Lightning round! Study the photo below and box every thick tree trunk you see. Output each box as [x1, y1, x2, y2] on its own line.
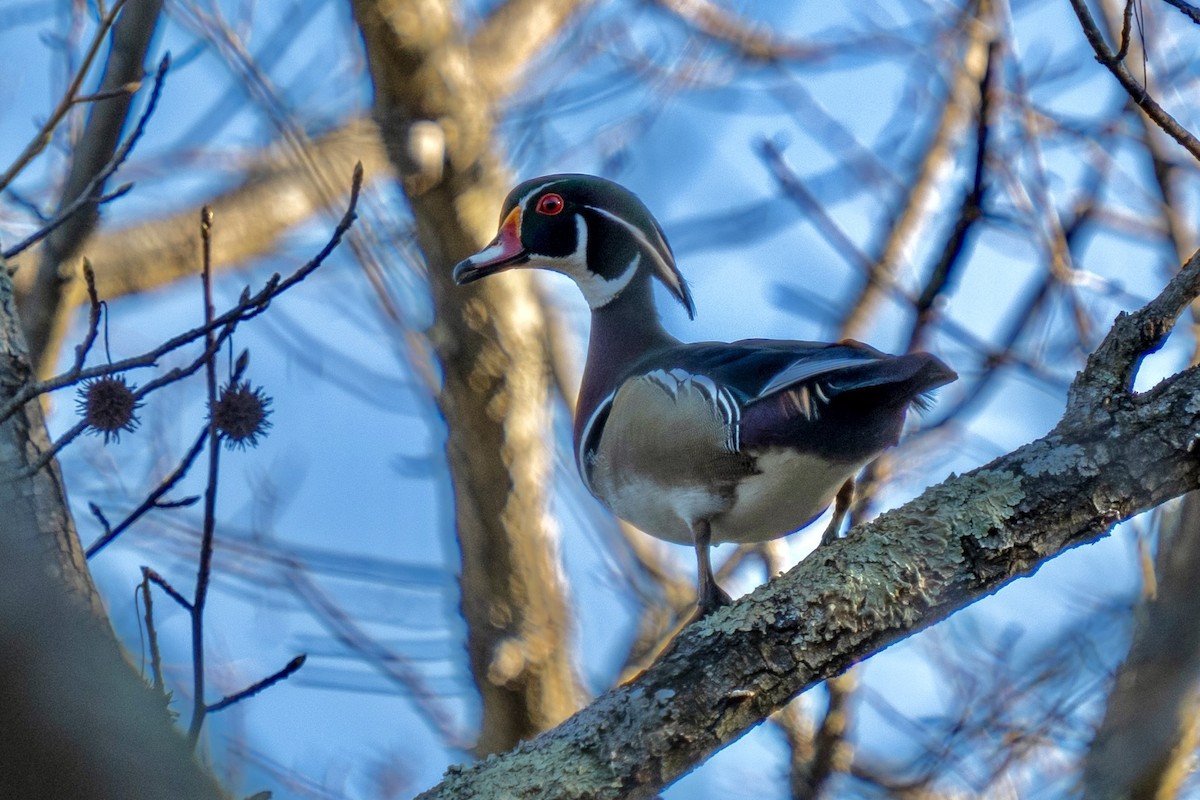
[0, 259, 222, 799]
[349, 0, 582, 754]
[1083, 493, 1200, 799]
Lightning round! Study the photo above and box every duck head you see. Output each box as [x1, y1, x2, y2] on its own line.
[453, 174, 695, 318]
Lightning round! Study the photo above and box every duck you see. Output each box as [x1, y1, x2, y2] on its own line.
[453, 174, 956, 617]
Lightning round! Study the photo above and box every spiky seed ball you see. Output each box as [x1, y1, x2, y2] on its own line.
[76, 375, 141, 442]
[211, 380, 272, 450]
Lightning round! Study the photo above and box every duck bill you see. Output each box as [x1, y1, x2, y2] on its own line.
[453, 207, 528, 284]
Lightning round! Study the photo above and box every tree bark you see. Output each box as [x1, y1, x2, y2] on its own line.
[415, 252, 1200, 799]
[0, 258, 223, 799]
[1082, 493, 1200, 800]
[349, 0, 584, 755]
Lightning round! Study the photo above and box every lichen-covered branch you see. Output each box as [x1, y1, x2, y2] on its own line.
[416, 253, 1200, 799]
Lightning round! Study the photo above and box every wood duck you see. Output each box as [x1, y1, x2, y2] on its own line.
[454, 174, 957, 617]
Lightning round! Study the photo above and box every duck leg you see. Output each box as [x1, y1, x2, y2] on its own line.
[692, 518, 732, 619]
[820, 478, 855, 547]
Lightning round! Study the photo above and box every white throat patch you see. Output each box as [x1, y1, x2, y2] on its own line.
[529, 213, 640, 310]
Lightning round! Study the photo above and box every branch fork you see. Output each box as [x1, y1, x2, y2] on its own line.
[1062, 249, 1200, 429]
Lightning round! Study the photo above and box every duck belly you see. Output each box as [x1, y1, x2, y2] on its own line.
[595, 478, 729, 545]
[712, 449, 859, 544]
[588, 447, 859, 546]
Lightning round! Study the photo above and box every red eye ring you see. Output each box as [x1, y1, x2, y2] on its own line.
[535, 193, 564, 216]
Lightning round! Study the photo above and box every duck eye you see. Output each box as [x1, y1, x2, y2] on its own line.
[535, 193, 564, 215]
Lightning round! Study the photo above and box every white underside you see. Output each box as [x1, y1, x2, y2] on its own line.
[596, 448, 860, 546]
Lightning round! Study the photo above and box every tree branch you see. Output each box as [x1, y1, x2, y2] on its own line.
[839, 0, 995, 340]
[0, 263, 221, 797]
[18, 0, 164, 374]
[1068, 0, 1200, 163]
[417, 252, 1200, 799]
[1063, 249, 1200, 427]
[469, 0, 594, 96]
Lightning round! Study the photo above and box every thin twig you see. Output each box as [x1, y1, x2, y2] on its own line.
[1117, 0, 1135, 60]
[1068, 0, 1200, 163]
[2, 51, 169, 262]
[70, 261, 102, 374]
[1161, 0, 1200, 24]
[838, 0, 994, 340]
[140, 568, 167, 696]
[73, 81, 142, 104]
[0, 0, 130, 193]
[758, 139, 1061, 390]
[144, 566, 192, 612]
[288, 564, 471, 751]
[3, 183, 133, 260]
[206, 655, 306, 714]
[907, 39, 999, 354]
[187, 206, 221, 748]
[2, 163, 363, 457]
[86, 427, 210, 557]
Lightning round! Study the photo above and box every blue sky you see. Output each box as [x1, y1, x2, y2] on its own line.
[3, 1, 1199, 797]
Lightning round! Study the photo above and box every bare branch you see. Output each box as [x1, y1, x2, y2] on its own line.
[1068, 0, 1200, 163]
[839, 0, 995, 340]
[1160, 0, 1200, 25]
[0, 163, 363, 437]
[416, 253, 1200, 800]
[469, 0, 594, 97]
[186, 205, 221, 747]
[653, 0, 821, 61]
[143, 567, 193, 612]
[86, 426, 208, 557]
[0, 0, 130, 193]
[906, 39, 1000, 354]
[1062, 248, 1200, 427]
[206, 654, 307, 714]
[20, 0, 166, 373]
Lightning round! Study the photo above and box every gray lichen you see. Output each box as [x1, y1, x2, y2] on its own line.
[1021, 440, 1086, 477]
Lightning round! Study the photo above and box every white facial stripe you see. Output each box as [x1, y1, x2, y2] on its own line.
[517, 178, 572, 215]
[527, 213, 641, 310]
[583, 204, 679, 294]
